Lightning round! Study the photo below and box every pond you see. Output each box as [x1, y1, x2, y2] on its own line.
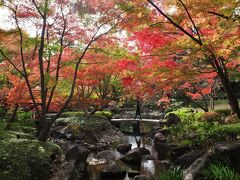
[86, 121, 162, 180]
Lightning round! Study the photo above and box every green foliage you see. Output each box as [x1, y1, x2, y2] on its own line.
[158, 166, 183, 180]
[165, 107, 195, 123]
[60, 111, 85, 118]
[0, 139, 62, 180]
[17, 111, 34, 126]
[0, 107, 7, 118]
[203, 162, 240, 180]
[55, 116, 111, 134]
[166, 107, 240, 147]
[94, 110, 113, 119]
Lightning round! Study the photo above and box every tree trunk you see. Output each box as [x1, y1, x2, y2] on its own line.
[37, 116, 50, 142]
[218, 69, 240, 118]
[9, 104, 19, 122]
[37, 124, 50, 142]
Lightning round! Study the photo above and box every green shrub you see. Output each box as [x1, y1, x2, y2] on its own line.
[194, 112, 205, 121]
[0, 107, 7, 118]
[0, 139, 62, 180]
[17, 111, 32, 121]
[177, 107, 194, 113]
[95, 110, 113, 119]
[203, 162, 240, 180]
[60, 111, 85, 118]
[55, 116, 111, 134]
[158, 166, 183, 180]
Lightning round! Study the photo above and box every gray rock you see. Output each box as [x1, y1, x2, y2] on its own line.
[142, 154, 155, 160]
[65, 145, 89, 162]
[96, 150, 116, 161]
[154, 143, 171, 160]
[52, 160, 87, 180]
[139, 147, 150, 155]
[84, 130, 99, 144]
[51, 126, 69, 139]
[133, 174, 151, 180]
[154, 132, 167, 143]
[184, 152, 212, 180]
[100, 163, 127, 179]
[120, 148, 142, 164]
[117, 143, 132, 154]
[174, 150, 206, 168]
[128, 169, 140, 178]
[170, 145, 192, 161]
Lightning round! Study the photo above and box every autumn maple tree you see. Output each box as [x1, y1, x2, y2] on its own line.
[0, 0, 125, 141]
[119, 0, 240, 117]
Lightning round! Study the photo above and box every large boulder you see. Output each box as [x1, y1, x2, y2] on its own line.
[174, 150, 206, 168]
[133, 174, 151, 180]
[154, 143, 173, 160]
[117, 144, 132, 154]
[51, 126, 71, 139]
[120, 148, 142, 164]
[96, 150, 116, 161]
[139, 147, 150, 155]
[100, 163, 126, 179]
[154, 132, 167, 144]
[212, 141, 240, 169]
[170, 145, 192, 161]
[65, 145, 89, 162]
[52, 160, 87, 180]
[84, 130, 99, 144]
[184, 152, 212, 180]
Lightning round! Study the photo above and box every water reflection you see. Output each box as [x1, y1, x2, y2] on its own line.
[87, 120, 159, 180]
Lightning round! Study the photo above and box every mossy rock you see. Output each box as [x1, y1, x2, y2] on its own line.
[60, 111, 85, 118]
[214, 109, 231, 116]
[0, 139, 62, 180]
[95, 110, 113, 119]
[55, 116, 112, 135]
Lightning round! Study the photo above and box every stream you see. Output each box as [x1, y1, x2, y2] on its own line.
[86, 121, 161, 180]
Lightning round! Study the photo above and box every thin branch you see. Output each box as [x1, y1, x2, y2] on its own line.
[208, 11, 230, 20]
[147, 0, 203, 46]
[178, 0, 202, 44]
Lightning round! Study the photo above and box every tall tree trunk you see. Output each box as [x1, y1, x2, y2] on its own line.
[37, 120, 50, 141]
[219, 73, 240, 117]
[213, 56, 240, 117]
[9, 104, 19, 122]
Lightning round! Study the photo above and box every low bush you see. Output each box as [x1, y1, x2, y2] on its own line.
[0, 139, 62, 180]
[60, 111, 85, 118]
[203, 162, 240, 180]
[94, 110, 113, 119]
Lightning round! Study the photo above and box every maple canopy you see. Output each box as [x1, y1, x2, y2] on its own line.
[0, 0, 240, 141]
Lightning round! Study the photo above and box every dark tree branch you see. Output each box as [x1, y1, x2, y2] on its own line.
[208, 11, 230, 19]
[178, 0, 202, 44]
[147, 0, 203, 46]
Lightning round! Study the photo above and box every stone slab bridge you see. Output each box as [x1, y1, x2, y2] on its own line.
[111, 118, 161, 123]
